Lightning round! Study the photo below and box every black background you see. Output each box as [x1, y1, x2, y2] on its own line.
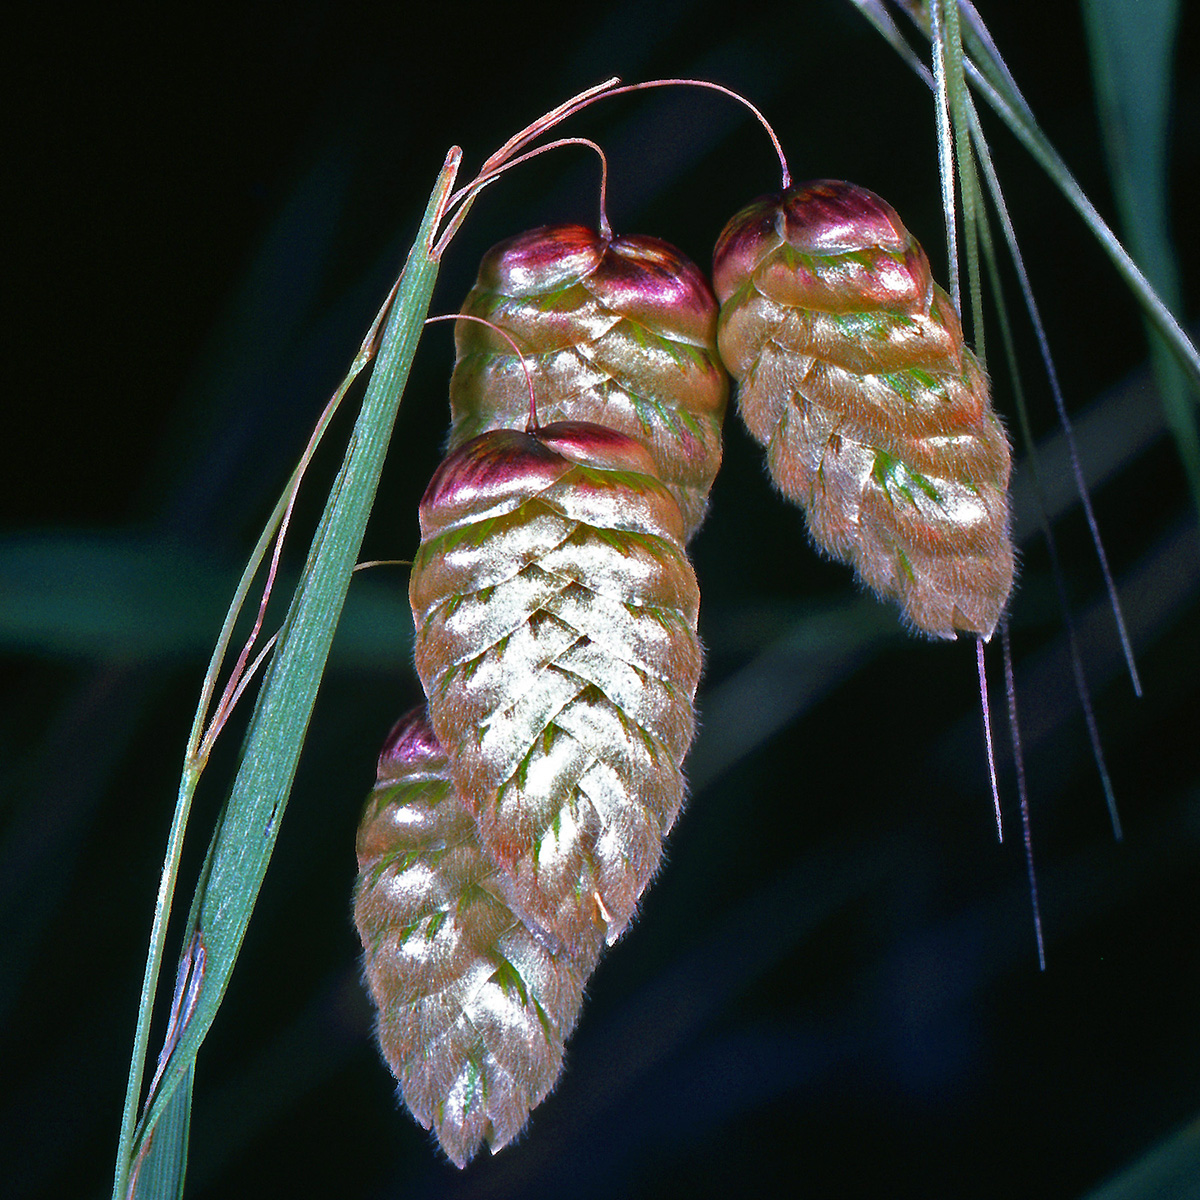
[4, 2, 1200, 1197]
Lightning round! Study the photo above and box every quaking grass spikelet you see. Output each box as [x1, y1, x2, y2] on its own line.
[409, 421, 702, 954]
[713, 180, 1013, 639]
[354, 706, 604, 1167]
[450, 225, 728, 538]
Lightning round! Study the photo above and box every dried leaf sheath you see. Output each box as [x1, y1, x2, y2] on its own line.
[450, 225, 729, 538]
[410, 422, 702, 953]
[713, 180, 1014, 639]
[354, 707, 603, 1167]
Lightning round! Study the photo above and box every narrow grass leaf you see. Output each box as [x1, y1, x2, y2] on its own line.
[953, 2, 1200, 397]
[974, 173, 1124, 837]
[853, 1, 1200, 396]
[116, 149, 460, 1190]
[111, 204, 426, 1200]
[929, 0, 961, 308]
[940, 0, 986, 361]
[966, 94, 1141, 701]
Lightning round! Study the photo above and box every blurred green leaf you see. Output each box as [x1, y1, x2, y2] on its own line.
[1083, 0, 1200, 518]
[1084, 1111, 1200, 1200]
[0, 533, 413, 670]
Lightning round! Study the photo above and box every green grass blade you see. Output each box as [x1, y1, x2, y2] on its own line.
[110, 219, 419, 1200]
[127, 1065, 193, 1200]
[1083, 0, 1200, 521]
[966, 92, 1142, 700]
[928, 0, 961, 308]
[851, 1, 1200, 397]
[112, 147, 459, 1198]
[953, 3, 1200, 396]
[940, 0, 985, 361]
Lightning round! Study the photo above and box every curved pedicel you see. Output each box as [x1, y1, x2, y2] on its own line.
[354, 706, 604, 1168]
[449, 224, 728, 538]
[713, 179, 1014, 640]
[409, 422, 702, 955]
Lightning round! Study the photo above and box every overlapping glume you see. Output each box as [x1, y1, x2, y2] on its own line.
[713, 179, 1014, 639]
[354, 706, 604, 1167]
[408, 421, 703, 957]
[449, 224, 729, 539]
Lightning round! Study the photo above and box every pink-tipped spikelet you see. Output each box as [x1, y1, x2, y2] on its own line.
[449, 224, 729, 538]
[354, 706, 604, 1167]
[409, 421, 702, 954]
[713, 180, 1014, 639]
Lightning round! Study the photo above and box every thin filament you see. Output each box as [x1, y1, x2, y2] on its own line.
[602, 78, 790, 188]
[969, 98, 1141, 701]
[976, 637, 1003, 842]
[929, 0, 962, 309]
[424, 312, 540, 429]
[442, 136, 611, 245]
[479, 77, 620, 176]
[434, 75, 788, 261]
[1001, 620, 1046, 972]
[970, 132, 1123, 843]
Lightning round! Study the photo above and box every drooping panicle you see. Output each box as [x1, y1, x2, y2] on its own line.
[450, 224, 729, 538]
[409, 422, 702, 954]
[354, 706, 604, 1168]
[713, 180, 1014, 639]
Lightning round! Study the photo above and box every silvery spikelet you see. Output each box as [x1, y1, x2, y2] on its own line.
[713, 179, 1013, 639]
[409, 421, 702, 955]
[354, 706, 604, 1167]
[449, 224, 728, 539]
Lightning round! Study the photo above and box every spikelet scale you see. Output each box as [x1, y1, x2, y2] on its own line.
[409, 422, 702, 954]
[354, 707, 604, 1167]
[713, 180, 1014, 639]
[449, 225, 728, 537]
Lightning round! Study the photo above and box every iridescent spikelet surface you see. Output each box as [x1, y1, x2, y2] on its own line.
[354, 706, 604, 1167]
[713, 180, 1013, 639]
[450, 224, 728, 538]
[409, 421, 702, 954]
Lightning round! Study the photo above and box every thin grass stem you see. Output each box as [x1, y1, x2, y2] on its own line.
[1001, 620, 1046, 971]
[929, 0, 961, 309]
[972, 152, 1124, 843]
[976, 637, 1003, 842]
[424, 312, 540, 429]
[967, 96, 1141, 703]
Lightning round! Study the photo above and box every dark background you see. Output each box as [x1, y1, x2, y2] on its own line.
[4, 2, 1199, 1197]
